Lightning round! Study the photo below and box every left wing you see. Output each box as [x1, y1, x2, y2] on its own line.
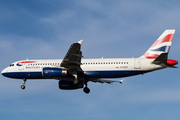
[60, 40, 83, 72]
[60, 40, 123, 85]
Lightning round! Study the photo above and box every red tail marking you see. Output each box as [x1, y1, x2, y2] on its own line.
[144, 53, 159, 59]
[152, 34, 174, 47]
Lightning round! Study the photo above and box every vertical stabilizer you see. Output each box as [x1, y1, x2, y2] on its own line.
[140, 29, 175, 59]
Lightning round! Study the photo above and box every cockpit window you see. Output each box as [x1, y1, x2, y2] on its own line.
[9, 64, 14, 67]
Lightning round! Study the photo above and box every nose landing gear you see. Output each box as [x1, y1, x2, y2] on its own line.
[21, 78, 26, 90]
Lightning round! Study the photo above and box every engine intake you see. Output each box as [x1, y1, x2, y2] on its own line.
[42, 67, 67, 77]
[59, 80, 83, 90]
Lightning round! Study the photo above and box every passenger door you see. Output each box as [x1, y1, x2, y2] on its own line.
[134, 59, 141, 69]
[18, 63, 24, 70]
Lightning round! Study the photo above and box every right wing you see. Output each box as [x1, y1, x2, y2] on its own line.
[91, 79, 124, 84]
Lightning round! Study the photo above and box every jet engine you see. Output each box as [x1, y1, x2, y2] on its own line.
[58, 80, 83, 90]
[42, 67, 68, 78]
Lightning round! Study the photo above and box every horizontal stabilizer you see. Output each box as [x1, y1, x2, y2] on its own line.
[167, 65, 178, 68]
[152, 53, 168, 64]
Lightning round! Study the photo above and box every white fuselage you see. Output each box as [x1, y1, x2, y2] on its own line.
[1, 58, 166, 79]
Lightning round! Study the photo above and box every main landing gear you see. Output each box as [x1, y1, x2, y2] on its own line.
[21, 78, 26, 90]
[83, 83, 90, 94]
[83, 87, 90, 94]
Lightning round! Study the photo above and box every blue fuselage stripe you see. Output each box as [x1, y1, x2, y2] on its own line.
[2, 72, 43, 79]
[2, 70, 149, 79]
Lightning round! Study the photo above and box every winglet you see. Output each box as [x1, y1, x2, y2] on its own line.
[119, 79, 124, 84]
[78, 39, 83, 45]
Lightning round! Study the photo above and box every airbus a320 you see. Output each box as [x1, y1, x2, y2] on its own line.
[2, 29, 178, 94]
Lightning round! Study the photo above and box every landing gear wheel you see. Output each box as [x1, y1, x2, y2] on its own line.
[21, 78, 26, 90]
[83, 87, 90, 94]
[21, 85, 25, 89]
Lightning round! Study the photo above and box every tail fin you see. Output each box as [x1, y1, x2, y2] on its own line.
[140, 29, 175, 59]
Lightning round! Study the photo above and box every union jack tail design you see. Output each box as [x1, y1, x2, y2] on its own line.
[140, 29, 175, 59]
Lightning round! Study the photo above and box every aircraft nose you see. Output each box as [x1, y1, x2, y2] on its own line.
[1, 68, 9, 77]
[1, 69, 6, 76]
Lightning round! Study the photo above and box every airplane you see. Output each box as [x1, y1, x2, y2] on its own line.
[1, 29, 178, 94]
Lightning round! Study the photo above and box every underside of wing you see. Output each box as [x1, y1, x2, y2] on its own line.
[91, 79, 124, 84]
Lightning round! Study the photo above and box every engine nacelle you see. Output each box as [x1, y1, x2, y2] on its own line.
[59, 80, 83, 90]
[42, 67, 67, 78]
